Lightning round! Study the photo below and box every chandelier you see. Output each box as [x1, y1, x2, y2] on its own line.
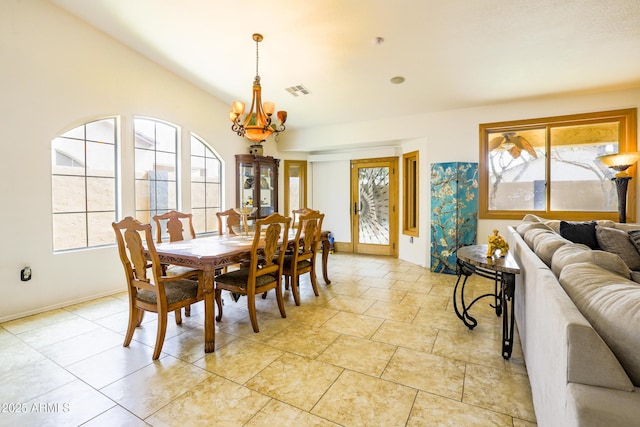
[229, 33, 287, 145]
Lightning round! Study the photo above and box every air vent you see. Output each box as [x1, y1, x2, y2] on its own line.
[285, 85, 311, 97]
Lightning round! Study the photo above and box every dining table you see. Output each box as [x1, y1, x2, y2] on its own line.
[152, 230, 332, 353]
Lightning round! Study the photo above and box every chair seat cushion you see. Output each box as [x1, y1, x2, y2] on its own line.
[216, 268, 278, 289]
[282, 254, 312, 270]
[137, 279, 199, 305]
[165, 265, 198, 277]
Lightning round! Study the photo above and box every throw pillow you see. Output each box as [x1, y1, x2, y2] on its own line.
[559, 221, 599, 249]
[627, 229, 640, 255]
[595, 225, 640, 270]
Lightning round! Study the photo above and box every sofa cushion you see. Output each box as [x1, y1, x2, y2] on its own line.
[559, 221, 599, 249]
[559, 262, 640, 386]
[516, 221, 554, 238]
[551, 243, 631, 279]
[522, 214, 616, 234]
[595, 225, 640, 270]
[532, 231, 570, 267]
[523, 227, 556, 250]
[627, 229, 640, 253]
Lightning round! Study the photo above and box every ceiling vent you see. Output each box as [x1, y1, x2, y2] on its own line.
[286, 85, 311, 97]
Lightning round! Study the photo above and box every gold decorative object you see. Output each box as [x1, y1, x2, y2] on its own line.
[487, 229, 509, 258]
[233, 207, 257, 237]
[229, 33, 287, 146]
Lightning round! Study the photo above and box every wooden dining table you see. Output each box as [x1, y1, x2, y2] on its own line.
[152, 230, 332, 353]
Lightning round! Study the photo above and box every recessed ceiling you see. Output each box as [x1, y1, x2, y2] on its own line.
[50, 0, 640, 131]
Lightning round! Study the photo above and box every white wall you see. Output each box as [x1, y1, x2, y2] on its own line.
[305, 88, 640, 267]
[2, 0, 639, 320]
[0, 0, 279, 321]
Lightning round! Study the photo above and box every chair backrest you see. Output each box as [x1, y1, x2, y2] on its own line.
[249, 213, 291, 279]
[216, 208, 241, 236]
[292, 207, 320, 229]
[113, 217, 164, 296]
[152, 210, 196, 243]
[294, 211, 325, 262]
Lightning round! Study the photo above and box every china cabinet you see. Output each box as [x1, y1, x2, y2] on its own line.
[235, 154, 279, 219]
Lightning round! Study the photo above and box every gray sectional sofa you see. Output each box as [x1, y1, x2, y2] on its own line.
[506, 215, 640, 426]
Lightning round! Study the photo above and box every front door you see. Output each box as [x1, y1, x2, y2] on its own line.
[350, 158, 398, 256]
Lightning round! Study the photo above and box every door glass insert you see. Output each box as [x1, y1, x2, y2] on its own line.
[358, 166, 390, 244]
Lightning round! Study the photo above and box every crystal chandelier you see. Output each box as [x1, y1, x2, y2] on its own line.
[229, 33, 287, 145]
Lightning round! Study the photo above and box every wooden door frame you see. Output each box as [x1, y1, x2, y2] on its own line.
[283, 160, 307, 217]
[350, 157, 399, 257]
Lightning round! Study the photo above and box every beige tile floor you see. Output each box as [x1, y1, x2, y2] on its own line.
[0, 252, 537, 426]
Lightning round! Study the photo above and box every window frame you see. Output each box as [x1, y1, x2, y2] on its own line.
[133, 117, 180, 224]
[190, 133, 222, 235]
[51, 117, 118, 252]
[402, 150, 419, 237]
[479, 108, 637, 222]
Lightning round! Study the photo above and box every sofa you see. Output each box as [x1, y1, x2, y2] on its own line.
[506, 215, 640, 427]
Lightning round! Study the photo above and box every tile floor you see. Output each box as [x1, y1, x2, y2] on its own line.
[0, 252, 536, 426]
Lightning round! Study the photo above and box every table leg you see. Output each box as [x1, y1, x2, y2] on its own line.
[202, 268, 216, 353]
[321, 238, 331, 284]
[453, 261, 478, 329]
[492, 275, 503, 317]
[501, 272, 516, 359]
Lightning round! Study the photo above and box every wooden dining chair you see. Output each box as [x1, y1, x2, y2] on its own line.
[292, 207, 320, 229]
[282, 211, 325, 306]
[153, 210, 199, 316]
[112, 217, 203, 360]
[153, 210, 196, 243]
[214, 213, 291, 332]
[216, 208, 241, 236]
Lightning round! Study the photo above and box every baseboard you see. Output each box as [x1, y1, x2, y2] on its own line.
[333, 242, 352, 253]
[0, 288, 124, 324]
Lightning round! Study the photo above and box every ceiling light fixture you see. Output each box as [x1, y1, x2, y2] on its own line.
[229, 33, 287, 150]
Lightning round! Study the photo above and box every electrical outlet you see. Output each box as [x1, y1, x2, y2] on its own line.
[21, 266, 31, 282]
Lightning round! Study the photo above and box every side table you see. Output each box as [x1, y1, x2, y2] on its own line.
[453, 244, 520, 359]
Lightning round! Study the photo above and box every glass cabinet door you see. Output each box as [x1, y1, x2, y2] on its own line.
[238, 160, 254, 207]
[259, 163, 275, 217]
[236, 154, 279, 219]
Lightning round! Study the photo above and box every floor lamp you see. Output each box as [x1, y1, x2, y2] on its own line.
[599, 152, 640, 223]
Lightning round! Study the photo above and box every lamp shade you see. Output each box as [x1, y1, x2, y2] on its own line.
[599, 151, 640, 179]
[599, 151, 640, 168]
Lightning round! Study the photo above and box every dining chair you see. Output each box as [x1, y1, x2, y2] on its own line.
[112, 217, 203, 360]
[153, 210, 196, 243]
[214, 212, 291, 332]
[153, 210, 199, 316]
[216, 208, 241, 236]
[292, 207, 320, 229]
[282, 210, 325, 306]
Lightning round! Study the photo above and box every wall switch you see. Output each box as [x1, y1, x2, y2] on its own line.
[409, 237, 414, 243]
[20, 266, 31, 281]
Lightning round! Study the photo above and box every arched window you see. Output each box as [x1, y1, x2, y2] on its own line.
[134, 117, 179, 223]
[51, 117, 117, 251]
[190, 134, 222, 234]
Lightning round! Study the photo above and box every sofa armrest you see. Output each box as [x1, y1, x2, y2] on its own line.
[566, 383, 640, 427]
[567, 322, 634, 391]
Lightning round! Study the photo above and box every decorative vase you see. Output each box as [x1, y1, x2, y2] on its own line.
[249, 144, 263, 155]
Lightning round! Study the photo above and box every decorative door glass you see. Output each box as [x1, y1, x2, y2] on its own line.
[357, 166, 390, 245]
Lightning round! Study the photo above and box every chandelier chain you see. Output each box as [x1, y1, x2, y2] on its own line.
[255, 38, 259, 78]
